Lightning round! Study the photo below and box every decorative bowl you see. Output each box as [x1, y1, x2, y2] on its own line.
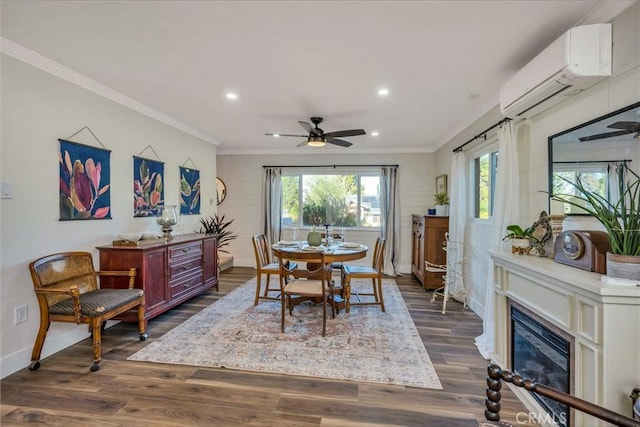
[119, 232, 143, 242]
[142, 232, 161, 240]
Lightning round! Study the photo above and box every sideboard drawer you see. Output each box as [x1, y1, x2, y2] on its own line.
[168, 241, 202, 261]
[170, 271, 204, 299]
[168, 256, 202, 280]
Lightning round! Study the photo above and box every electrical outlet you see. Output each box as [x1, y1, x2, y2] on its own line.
[15, 305, 28, 324]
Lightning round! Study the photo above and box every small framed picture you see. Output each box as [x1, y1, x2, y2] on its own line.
[436, 174, 448, 195]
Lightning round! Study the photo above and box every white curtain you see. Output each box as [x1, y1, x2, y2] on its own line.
[608, 161, 627, 204]
[447, 151, 468, 303]
[380, 166, 399, 275]
[475, 121, 521, 359]
[261, 167, 282, 246]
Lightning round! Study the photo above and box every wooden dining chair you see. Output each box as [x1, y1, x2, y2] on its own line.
[28, 251, 148, 372]
[341, 237, 386, 313]
[278, 250, 336, 337]
[251, 234, 296, 305]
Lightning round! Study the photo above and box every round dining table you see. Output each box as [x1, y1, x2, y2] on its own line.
[271, 242, 368, 264]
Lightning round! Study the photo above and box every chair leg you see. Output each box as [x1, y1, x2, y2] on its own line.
[29, 315, 50, 371]
[254, 274, 262, 305]
[281, 293, 286, 333]
[322, 295, 327, 337]
[372, 278, 379, 302]
[377, 276, 385, 312]
[344, 277, 352, 313]
[263, 274, 271, 297]
[137, 301, 148, 341]
[90, 319, 103, 372]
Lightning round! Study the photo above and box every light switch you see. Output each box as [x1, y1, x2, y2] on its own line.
[1, 182, 13, 199]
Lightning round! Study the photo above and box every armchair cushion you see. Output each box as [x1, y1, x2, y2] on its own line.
[49, 288, 144, 317]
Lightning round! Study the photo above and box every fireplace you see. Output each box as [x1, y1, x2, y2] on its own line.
[510, 303, 573, 427]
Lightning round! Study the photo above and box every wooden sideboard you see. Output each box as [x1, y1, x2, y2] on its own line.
[411, 215, 449, 290]
[97, 233, 218, 324]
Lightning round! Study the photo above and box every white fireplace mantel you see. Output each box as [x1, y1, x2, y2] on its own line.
[490, 251, 640, 427]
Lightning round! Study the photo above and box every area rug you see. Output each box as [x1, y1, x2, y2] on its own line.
[128, 277, 442, 389]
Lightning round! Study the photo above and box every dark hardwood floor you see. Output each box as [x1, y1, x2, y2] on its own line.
[1, 268, 534, 426]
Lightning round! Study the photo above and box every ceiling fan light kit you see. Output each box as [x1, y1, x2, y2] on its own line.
[267, 116, 366, 148]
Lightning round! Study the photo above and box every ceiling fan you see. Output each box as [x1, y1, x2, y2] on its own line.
[265, 117, 366, 147]
[578, 121, 640, 142]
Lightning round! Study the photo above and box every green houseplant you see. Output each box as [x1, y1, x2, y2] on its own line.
[199, 214, 238, 254]
[503, 224, 540, 254]
[434, 192, 449, 216]
[552, 164, 640, 279]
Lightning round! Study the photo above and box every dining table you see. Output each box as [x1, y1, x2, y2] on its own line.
[271, 241, 368, 310]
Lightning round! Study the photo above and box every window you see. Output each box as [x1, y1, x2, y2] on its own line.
[281, 172, 380, 228]
[475, 151, 498, 219]
[551, 163, 607, 214]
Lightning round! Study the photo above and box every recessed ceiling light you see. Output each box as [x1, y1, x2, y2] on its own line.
[371, 131, 379, 137]
[377, 88, 389, 96]
[273, 134, 280, 137]
[226, 92, 238, 100]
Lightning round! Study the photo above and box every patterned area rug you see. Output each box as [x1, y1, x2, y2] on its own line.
[128, 277, 442, 389]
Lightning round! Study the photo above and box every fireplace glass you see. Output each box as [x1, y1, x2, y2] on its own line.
[511, 306, 571, 427]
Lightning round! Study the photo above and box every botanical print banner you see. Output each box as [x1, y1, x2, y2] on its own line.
[133, 156, 164, 217]
[59, 139, 111, 220]
[179, 166, 200, 215]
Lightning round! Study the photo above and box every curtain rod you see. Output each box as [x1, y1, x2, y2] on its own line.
[453, 117, 511, 153]
[553, 159, 632, 164]
[263, 164, 398, 168]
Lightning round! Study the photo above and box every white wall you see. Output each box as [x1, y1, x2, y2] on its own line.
[433, 1, 640, 320]
[216, 152, 435, 272]
[0, 54, 218, 377]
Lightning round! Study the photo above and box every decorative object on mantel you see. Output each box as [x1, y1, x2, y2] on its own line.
[502, 224, 537, 255]
[59, 126, 111, 221]
[552, 162, 639, 280]
[179, 157, 200, 215]
[133, 145, 164, 217]
[156, 205, 178, 240]
[528, 211, 553, 256]
[434, 191, 449, 216]
[553, 230, 610, 274]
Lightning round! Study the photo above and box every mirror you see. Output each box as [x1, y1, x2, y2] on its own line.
[216, 177, 226, 205]
[548, 102, 640, 215]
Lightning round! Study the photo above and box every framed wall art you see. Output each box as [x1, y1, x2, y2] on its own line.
[436, 174, 448, 195]
[59, 139, 112, 220]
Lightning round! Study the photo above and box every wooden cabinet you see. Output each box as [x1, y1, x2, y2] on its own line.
[97, 233, 218, 323]
[411, 215, 449, 290]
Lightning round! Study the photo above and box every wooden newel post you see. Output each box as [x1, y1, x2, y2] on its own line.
[485, 363, 503, 421]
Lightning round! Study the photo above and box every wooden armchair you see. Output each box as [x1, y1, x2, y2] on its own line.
[29, 251, 148, 372]
[484, 363, 640, 427]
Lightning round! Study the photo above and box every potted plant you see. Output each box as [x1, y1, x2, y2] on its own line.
[199, 214, 238, 254]
[434, 192, 450, 216]
[503, 224, 540, 255]
[552, 164, 640, 280]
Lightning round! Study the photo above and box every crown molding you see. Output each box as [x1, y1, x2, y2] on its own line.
[1, 37, 219, 146]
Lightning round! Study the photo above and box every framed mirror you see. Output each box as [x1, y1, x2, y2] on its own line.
[548, 102, 640, 215]
[216, 177, 227, 205]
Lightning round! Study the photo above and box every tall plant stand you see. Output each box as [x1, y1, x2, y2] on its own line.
[426, 233, 467, 314]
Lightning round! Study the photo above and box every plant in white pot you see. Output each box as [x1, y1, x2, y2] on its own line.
[552, 164, 640, 280]
[434, 192, 450, 216]
[503, 224, 540, 255]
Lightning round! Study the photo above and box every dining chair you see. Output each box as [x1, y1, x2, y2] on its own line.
[278, 250, 336, 337]
[28, 251, 147, 372]
[251, 234, 296, 305]
[341, 237, 386, 313]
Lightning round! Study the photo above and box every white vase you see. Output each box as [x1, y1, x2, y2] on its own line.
[435, 205, 448, 216]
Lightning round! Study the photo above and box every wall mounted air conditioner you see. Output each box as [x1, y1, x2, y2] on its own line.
[500, 23, 612, 119]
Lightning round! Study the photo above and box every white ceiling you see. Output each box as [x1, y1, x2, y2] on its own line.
[0, 1, 628, 154]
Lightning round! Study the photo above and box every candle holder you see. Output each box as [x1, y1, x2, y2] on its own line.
[156, 205, 178, 240]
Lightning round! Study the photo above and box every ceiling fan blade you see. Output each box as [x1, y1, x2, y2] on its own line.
[607, 121, 640, 131]
[265, 133, 307, 137]
[578, 129, 632, 142]
[297, 140, 310, 147]
[299, 121, 320, 136]
[324, 129, 366, 138]
[326, 137, 352, 147]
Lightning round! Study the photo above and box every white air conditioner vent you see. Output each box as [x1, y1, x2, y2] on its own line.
[500, 23, 612, 119]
